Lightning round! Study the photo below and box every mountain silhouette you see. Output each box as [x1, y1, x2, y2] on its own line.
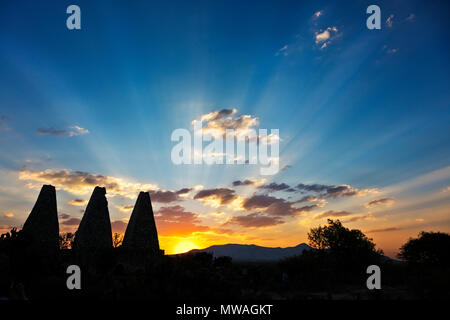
[187, 243, 312, 262]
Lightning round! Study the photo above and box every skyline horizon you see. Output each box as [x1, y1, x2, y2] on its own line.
[3, 180, 448, 259]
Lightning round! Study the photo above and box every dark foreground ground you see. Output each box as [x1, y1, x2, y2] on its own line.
[1, 247, 449, 301]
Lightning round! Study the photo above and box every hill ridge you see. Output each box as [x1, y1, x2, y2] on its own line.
[185, 242, 312, 261]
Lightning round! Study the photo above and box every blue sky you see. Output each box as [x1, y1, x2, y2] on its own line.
[0, 0, 449, 255]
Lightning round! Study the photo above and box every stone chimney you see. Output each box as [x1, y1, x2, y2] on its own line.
[73, 186, 112, 250]
[122, 192, 160, 254]
[21, 184, 59, 254]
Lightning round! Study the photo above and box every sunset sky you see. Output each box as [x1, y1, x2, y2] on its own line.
[0, 0, 449, 257]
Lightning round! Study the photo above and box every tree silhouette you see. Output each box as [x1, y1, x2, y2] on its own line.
[398, 231, 450, 267]
[307, 219, 383, 277]
[0, 228, 26, 253]
[308, 219, 382, 255]
[0, 228, 19, 243]
[113, 233, 124, 248]
[59, 232, 75, 250]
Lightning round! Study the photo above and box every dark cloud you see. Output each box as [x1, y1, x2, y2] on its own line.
[70, 199, 85, 204]
[258, 182, 291, 192]
[149, 190, 179, 203]
[297, 204, 322, 213]
[198, 108, 259, 134]
[176, 188, 192, 195]
[296, 183, 330, 193]
[59, 213, 71, 220]
[294, 195, 320, 203]
[194, 188, 237, 205]
[297, 184, 356, 198]
[36, 126, 89, 137]
[314, 210, 353, 220]
[367, 227, 400, 233]
[325, 185, 359, 198]
[209, 109, 235, 121]
[243, 195, 319, 216]
[155, 205, 209, 236]
[265, 201, 317, 216]
[263, 201, 289, 216]
[296, 183, 372, 199]
[59, 213, 82, 227]
[61, 217, 81, 226]
[343, 215, 372, 223]
[157, 205, 198, 221]
[366, 198, 394, 208]
[37, 128, 69, 136]
[242, 195, 279, 210]
[226, 213, 284, 228]
[232, 179, 259, 187]
[149, 187, 194, 203]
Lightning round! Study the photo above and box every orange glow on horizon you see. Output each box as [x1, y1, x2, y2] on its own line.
[173, 239, 199, 254]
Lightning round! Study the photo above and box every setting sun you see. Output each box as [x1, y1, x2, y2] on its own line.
[174, 240, 199, 254]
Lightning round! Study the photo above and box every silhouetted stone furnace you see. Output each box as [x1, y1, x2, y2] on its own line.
[73, 186, 113, 250]
[122, 192, 160, 254]
[21, 185, 59, 255]
[20, 184, 163, 261]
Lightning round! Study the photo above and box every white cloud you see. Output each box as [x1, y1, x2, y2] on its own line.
[275, 45, 289, 56]
[18, 169, 158, 199]
[192, 109, 280, 145]
[315, 27, 339, 49]
[69, 125, 89, 136]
